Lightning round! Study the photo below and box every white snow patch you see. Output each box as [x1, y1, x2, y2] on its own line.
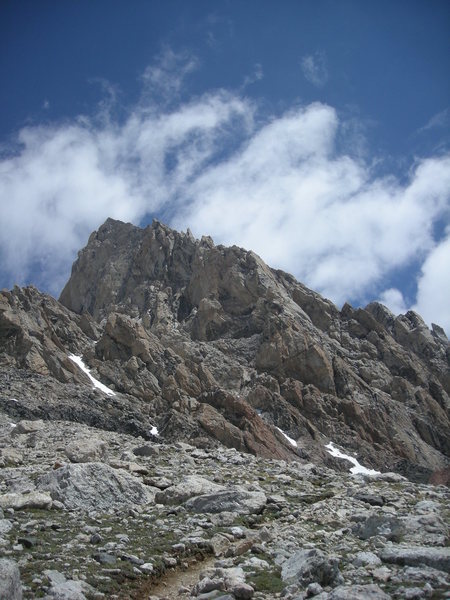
[325, 442, 380, 476]
[9, 423, 17, 428]
[150, 426, 159, 436]
[68, 354, 116, 397]
[276, 427, 298, 448]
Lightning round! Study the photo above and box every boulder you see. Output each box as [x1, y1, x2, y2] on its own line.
[380, 546, 450, 572]
[38, 462, 154, 511]
[0, 559, 22, 600]
[65, 438, 106, 463]
[155, 475, 225, 505]
[281, 548, 343, 587]
[0, 492, 52, 510]
[328, 584, 391, 599]
[14, 419, 45, 434]
[352, 514, 404, 541]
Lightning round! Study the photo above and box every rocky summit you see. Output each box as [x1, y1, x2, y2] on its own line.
[0, 218, 448, 599]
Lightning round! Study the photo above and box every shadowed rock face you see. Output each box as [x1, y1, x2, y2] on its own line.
[1, 218, 449, 480]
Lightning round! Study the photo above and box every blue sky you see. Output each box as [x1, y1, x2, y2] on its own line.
[1, 0, 449, 333]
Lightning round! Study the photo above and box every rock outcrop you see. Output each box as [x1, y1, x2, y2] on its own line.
[1, 217, 449, 482]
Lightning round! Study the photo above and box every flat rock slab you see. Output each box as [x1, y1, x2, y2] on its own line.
[45, 579, 94, 599]
[38, 462, 154, 511]
[185, 490, 267, 515]
[328, 584, 392, 599]
[0, 492, 52, 510]
[155, 475, 225, 505]
[380, 546, 450, 573]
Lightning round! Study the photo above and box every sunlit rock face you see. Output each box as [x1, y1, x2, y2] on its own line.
[1, 218, 449, 481]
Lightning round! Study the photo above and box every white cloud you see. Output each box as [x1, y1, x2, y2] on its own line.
[377, 235, 450, 335]
[413, 232, 450, 334]
[241, 63, 264, 89]
[301, 52, 328, 87]
[377, 288, 408, 316]
[419, 107, 450, 132]
[0, 56, 449, 335]
[173, 106, 450, 311]
[141, 47, 199, 103]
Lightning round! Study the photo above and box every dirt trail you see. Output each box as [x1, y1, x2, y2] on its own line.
[134, 555, 217, 599]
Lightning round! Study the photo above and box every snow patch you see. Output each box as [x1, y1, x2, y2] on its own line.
[276, 427, 298, 448]
[325, 442, 380, 476]
[150, 426, 159, 436]
[68, 354, 116, 397]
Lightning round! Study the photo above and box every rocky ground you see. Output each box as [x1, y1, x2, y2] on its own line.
[0, 411, 449, 599]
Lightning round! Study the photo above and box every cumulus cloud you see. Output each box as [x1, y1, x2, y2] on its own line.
[173, 106, 450, 309]
[301, 52, 328, 87]
[413, 232, 450, 333]
[0, 55, 449, 334]
[377, 288, 408, 316]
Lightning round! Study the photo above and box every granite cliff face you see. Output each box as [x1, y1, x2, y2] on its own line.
[1, 218, 448, 480]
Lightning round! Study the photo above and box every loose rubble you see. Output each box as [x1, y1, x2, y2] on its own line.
[0, 413, 448, 599]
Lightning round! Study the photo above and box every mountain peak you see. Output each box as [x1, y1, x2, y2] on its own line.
[3, 217, 434, 481]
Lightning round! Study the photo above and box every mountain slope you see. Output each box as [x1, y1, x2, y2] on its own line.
[1, 218, 449, 481]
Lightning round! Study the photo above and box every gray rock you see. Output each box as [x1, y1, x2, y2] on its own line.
[133, 443, 160, 457]
[0, 448, 23, 466]
[0, 558, 22, 600]
[380, 546, 450, 572]
[155, 475, 225, 505]
[93, 552, 116, 565]
[353, 552, 382, 567]
[353, 493, 384, 506]
[13, 419, 45, 434]
[38, 462, 154, 511]
[400, 565, 449, 587]
[352, 515, 404, 541]
[209, 533, 232, 557]
[65, 438, 106, 462]
[44, 570, 67, 585]
[306, 582, 324, 596]
[193, 577, 225, 595]
[17, 536, 37, 548]
[281, 548, 343, 587]
[46, 579, 95, 599]
[328, 584, 391, 599]
[0, 519, 13, 535]
[140, 563, 154, 574]
[185, 490, 267, 515]
[230, 582, 254, 598]
[0, 491, 52, 510]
